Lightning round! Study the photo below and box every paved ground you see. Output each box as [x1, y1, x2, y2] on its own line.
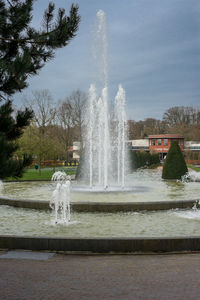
[0, 251, 200, 300]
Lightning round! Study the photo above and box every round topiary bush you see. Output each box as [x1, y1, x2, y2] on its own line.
[162, 141, 188, 179]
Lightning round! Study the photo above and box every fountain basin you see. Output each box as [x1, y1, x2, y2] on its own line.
[1, 235, 200, 253]
[0, 196, 200, 212]
[1, 205, 200, 238]
[1, 205, 200, 252]
[1, 169, 200, 252]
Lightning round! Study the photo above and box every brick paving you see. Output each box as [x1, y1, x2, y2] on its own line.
[0, 251, 200, 300]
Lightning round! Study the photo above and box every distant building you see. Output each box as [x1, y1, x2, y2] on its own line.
[148, 134, 184, 159]
[72, 141, 80, 161]
[72, 136, 200, 163]
[130, 139, 149, 151]
[129, 134, 186, 160]
[184, 141, 200, 152]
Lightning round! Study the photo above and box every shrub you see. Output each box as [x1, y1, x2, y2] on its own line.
[130, 150, 160, 170]
[162, 141, 188, 179]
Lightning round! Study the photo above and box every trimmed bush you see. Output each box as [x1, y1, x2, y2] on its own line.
[162, 141, 188, 179]
[130, 150, 160, 170]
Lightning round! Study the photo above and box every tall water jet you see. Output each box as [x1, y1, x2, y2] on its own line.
[115, 84, 127, 188]
[88, 84, 96, 188]
[95, 9, 108, 87]
[82, 10, 128, 190]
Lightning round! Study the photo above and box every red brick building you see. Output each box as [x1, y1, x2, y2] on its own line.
[148, 134, 184, 159]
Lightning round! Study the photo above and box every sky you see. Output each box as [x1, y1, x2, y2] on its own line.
[14, 0, 200, 121]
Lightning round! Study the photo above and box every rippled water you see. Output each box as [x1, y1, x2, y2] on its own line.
[1, 169, 200, 202]
[0, 205, 200, 237]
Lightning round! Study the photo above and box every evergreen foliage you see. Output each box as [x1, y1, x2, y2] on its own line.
[162, 141, 188, 179]
[0, 0, 80, 179]
[130, 151, 160, 170]
[0, 100, 33, 179]
[0, 0, 80, 98]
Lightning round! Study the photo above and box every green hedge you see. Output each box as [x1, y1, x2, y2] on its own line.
[162, 141, 188, 179]
[130, 151, 160, 170]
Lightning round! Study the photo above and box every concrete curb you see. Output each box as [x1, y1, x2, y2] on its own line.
[0, 235, 200, 253]
[0, 196, 199, 212]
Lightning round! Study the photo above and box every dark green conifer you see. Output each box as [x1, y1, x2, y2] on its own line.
[0, 0, 80, 179]
[162, 141, 188, 179]
[0, 0, 80, 98]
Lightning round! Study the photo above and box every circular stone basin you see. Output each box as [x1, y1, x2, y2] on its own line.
[1, 169, 200, 203]
[1, 205, 200, 238]
[71, 185, 149, 193]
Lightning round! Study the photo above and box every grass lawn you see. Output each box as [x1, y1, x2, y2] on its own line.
[5, 167, 77, 181]
[187, 164, 200, 172]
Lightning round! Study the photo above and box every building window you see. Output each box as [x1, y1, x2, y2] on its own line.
[163, 139, 168, 146]
[152, 139, 155, 146]
[157, 139, 161, 146]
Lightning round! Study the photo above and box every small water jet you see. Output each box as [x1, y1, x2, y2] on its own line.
[50, 172, 71, 224]
[180, 170, 200, 183]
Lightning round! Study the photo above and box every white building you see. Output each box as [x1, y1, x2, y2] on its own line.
[129, 139, 149, 151]
[184, 141, 200, 151]
[72, 141, 80, 160]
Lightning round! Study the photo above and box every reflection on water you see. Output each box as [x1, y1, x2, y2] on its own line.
[1, 169, 200, 203]
[164, 180, 185, 200]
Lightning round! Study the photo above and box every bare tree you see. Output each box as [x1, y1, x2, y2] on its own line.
[68, 90, 87, 142]
[22, 90, 57, 173]
[128, 118, 166, 139]
[162, 106, 200, 140]
[24, 90, 56, 130]
[163, 106, 197, 127]
[57, 90, 87, 160]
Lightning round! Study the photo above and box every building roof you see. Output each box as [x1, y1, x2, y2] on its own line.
[148, 134, 184, 139]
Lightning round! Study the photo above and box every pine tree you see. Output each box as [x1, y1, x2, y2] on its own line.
[0, 0, 80, 179]
[162, 141, 188, 180]
[0, 0, 80, 98]
[0, 100, 33, 179]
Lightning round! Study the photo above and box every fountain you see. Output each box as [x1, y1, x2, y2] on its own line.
[0, 10, 200, 253]
[81, 10, 128, 191]
[50, 172, 71, 224]
[181, 170, 200, 182]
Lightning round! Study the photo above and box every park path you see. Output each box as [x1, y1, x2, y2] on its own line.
[0, 251, 200, 300]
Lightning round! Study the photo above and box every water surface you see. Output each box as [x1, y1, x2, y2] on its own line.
[1, 169, 200, 202]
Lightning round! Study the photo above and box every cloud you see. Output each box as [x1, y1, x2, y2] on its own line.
[13, 0, 200, 122]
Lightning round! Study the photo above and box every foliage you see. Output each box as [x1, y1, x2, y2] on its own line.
[57, 89, 87, 161]
[0, 1, 80, 179]
[0, 100, 33, 179]
[18, 89, 87, 170]
[5, 167, 76, 181]
[0, 0, 80, 99]
[128, 106, 200, 141]
[184, 150, 200, 161]
[187, 164, 200, 172]
[128, 119, 166, 140]
[130, 150, 160, 170]
[17, 122, 66, 173]
[162, 141, 188, 179]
